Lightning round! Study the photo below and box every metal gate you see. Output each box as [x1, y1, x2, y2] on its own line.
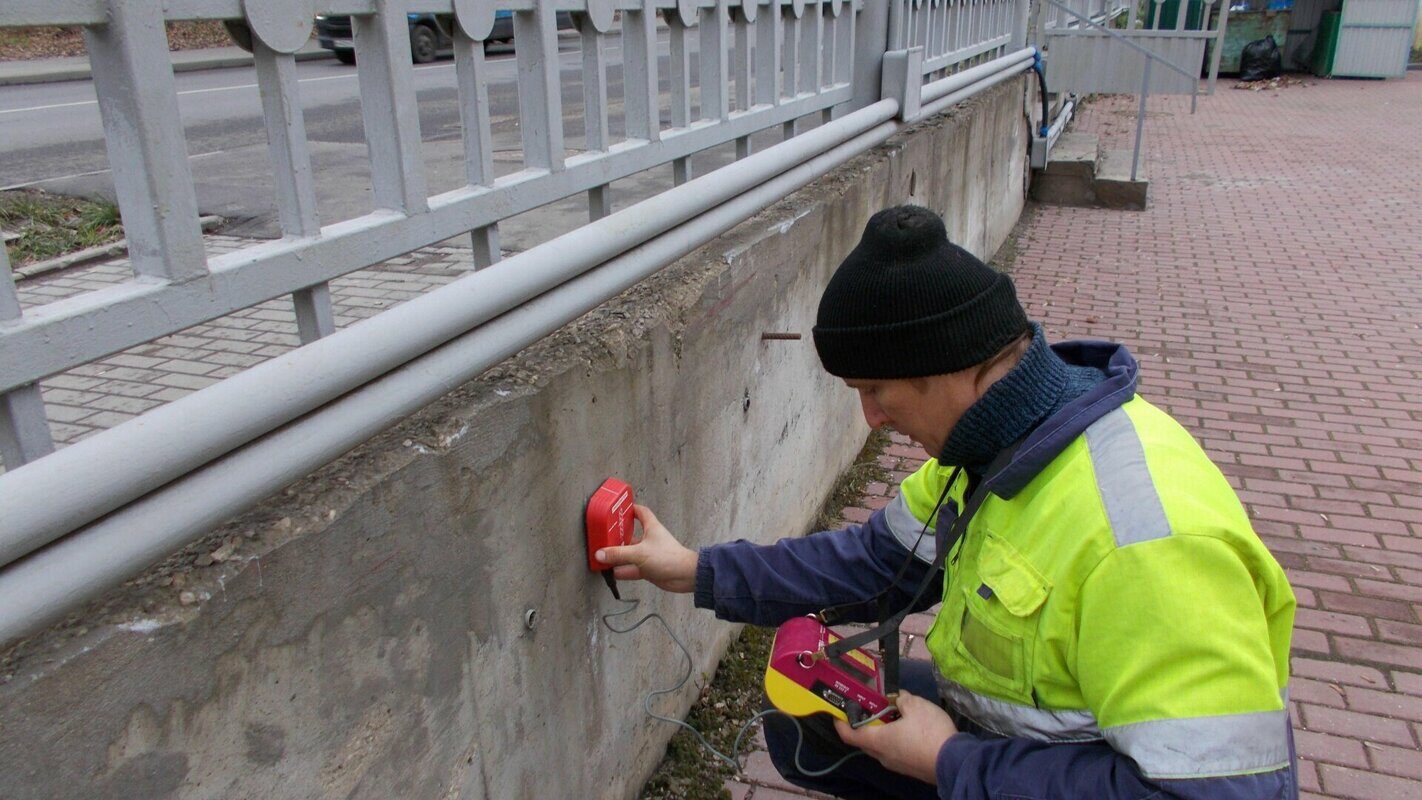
[1041, 0, 1232, 95]
[1333, 0, 1419, 77]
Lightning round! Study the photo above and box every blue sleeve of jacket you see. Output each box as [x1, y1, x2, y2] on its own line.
[935, 734, 1297, 800]
[692, 506, 942, 627]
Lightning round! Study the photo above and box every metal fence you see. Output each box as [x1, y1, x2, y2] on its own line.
[889, 0, 1029, 74]
[1042, 0, 1229, 96]
[1039, 0, 1128, 29]
[0, 0, 1037, 642]
[1, 0, 869, 462]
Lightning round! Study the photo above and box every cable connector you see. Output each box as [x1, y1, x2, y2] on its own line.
[601, 570, 621, 600]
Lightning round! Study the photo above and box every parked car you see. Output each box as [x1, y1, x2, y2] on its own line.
[315, 11, 576, 65]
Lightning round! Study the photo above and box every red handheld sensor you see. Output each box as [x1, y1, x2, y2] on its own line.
[586, 477, 636, 599]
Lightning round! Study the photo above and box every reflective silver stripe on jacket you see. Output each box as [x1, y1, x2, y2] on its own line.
[936, 677, 1104, 743]
[1104, 709, 1292, 779]
[1083, 407, 1172, 547]
[885, 492, 937, 563]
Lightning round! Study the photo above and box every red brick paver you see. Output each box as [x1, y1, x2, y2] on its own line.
[1016, 75, 1422, 798]
[723, 73, 1422, 798]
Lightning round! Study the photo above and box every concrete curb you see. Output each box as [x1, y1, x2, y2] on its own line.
[0, 47, 333, 87]
[11, 215, 224, 281]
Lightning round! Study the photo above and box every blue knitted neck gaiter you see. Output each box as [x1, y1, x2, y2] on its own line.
[938, 325, 1106, 476]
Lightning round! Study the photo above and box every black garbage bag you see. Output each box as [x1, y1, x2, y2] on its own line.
[1239, 35, 1283, 82]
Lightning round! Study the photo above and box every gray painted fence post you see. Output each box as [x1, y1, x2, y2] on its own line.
[881, 47, 924, 120]
[622, 0, 661, 144]
[849, 0, 893, 113]
[514, 0, 566, 173]
[581, 10, 613, 219]
[0, 249, 53, 469]
[734, 5, 754, 159]
[353, 0, 430, 214]
[700, 1, 730, 122]
[81, 0, 208, 284]
[669, 11, 694, 183]
[452, 19, 502, 268]
[251, 39, 336, 343]
[1014, 0, 1032, 47]
[0, 385, 52, 470]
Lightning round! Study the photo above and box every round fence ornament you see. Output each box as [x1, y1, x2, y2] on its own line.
[738, 0, 759, 23]
[677, 0, 701, 26]
[242, 0, 315, 54]
[222, 20, 254, 53]
[829, 0, 845, 17]
[789, 0, 807, 19]
[453, 0, 499, 41]
[584, 0, 616, 32]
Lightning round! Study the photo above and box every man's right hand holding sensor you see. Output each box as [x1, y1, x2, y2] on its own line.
[594, 505, 698, 594]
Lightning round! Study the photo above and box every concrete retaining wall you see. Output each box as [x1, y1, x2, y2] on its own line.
[0, 79, 1029, 800]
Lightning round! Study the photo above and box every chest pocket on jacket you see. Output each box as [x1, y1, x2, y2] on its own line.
[955, 532, 1051, 702]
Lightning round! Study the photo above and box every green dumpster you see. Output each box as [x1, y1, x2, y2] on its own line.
[1212, 10, 1292, 73]
[1149, 0, 1207, 30]
[1309, 10, 1340, 76]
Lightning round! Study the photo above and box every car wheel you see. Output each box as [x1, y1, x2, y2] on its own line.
[410, 25, 438, 63]
[336, 49, 356, 65]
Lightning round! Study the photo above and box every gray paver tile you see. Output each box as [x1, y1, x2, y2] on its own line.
[149, 388, 194, 403]
[154, 373, 219, 391]
[86, 395, 161, 415]
[103, 354, 166, 370]
[45, 404, 95, 423]
[157, 359, 219, 376]
[43, 375, 106, 391]
[82, 411, 136, 429]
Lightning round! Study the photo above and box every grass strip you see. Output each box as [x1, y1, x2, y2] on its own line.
[0, 190, 122, 267]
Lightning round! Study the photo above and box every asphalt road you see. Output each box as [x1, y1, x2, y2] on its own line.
[0, 31, 768, 241]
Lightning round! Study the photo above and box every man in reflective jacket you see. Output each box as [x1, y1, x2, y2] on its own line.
[596, 205, 1298, 800]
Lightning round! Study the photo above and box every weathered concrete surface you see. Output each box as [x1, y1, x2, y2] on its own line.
[1093, 149, 1150, 211]
[0, 78, 1029, 800]
[1029, 131, 1099, 207]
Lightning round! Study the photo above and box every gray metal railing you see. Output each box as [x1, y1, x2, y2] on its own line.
[888, 0, 1028, 77]
[1041, 0, 1210, 181]
[0, 0, 1038, 642]
[1041, 0, 1128, 29]
[1, 1, 863, 420]
[1044, 0, 1229, 94]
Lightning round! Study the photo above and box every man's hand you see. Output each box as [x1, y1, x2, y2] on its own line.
[833, 691, 958, 785]
[594, 505, 699, 594]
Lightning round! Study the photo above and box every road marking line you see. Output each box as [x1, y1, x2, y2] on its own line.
[0, 149, 228, 191]
[0, 98, 96, 116]
[0, 63, 456, 117]
[0, 44, 596, 117]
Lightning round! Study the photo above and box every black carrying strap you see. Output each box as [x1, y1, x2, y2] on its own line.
[822, 443, 1022, 672]
[817, 467, 961, 630]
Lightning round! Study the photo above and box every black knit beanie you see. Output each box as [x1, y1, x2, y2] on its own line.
[813, 205, 1030, 379]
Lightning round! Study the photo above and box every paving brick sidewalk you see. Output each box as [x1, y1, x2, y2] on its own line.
[723, 73, 1422, 799]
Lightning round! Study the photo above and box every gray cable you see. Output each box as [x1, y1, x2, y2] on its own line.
[601, 598, 867, 779]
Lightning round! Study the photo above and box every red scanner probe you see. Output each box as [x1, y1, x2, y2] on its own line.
[586, 478, 636, 599]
